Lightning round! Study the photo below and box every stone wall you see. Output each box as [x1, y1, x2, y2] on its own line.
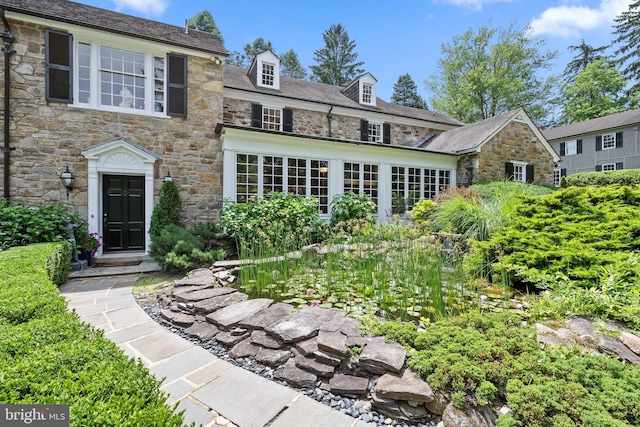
[223, 98, 445, 147]
[0, 19, 224, 223]
[470, 121, 555, 185]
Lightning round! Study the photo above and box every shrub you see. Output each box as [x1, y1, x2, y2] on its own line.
[407, 199, 438, 223]
[150, 222, 227, 271]
[0, 199, 76, 249]
[222, 192, 322, 257]
[149, 180, 182, 241]
[371, 313, 640, 426]
[329, 192, 377, 230]
[0, 244, 184, 426]
[562, 168, 640, 187]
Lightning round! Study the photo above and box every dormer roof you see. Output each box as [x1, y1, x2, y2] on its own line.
[341, 73, 378, 107]
[248, 50, 281, 90]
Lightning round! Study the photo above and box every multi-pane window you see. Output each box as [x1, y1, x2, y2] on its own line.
[99, 46, 146, 109]
[554, 169, 561, 187]
[513, 164, 524, 182]
[362, 83, 372, 104]
[565, 140, 577, 155]
[602, 133, 616, 149]
[262, 62, 275, 86]
[74, 40, 169, 114]
[262, 107, 282, 131]
[392, 166, 452, 212]
[235, 154, 329, 213]
[368, 122, 382, 142]
[344, 162, 378, 205]
[602, 163, 616, 171]
[236, 154, 259, 204]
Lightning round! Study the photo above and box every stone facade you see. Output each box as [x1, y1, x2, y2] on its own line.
[223, 98, 444, 147]
[1, 19, 224, 223]
[461, 121, 555, 186]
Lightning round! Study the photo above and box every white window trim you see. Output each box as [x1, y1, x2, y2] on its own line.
[511, 160, 528, 183]
[256, 55, 280, 90]
[602, 133, 616, 150]
[553, 169, 561, 187]
[359, 79, 376, 106]
[565, 140, 577, 156]
[72, 34, 170, 118]
[391, 165, 451, 210]
[261, 105, 283, 131]
[601, 163, 619, 171]
[368, 121, 383, 143]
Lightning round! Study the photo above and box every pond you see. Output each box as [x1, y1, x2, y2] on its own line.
[232, 238, 529, 323]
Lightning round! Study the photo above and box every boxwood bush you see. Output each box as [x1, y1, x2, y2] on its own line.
[561, 169, 640, 187]
[0, 243, 185, 426]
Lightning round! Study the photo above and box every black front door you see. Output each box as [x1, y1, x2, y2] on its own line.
[103, 175, 145, 252]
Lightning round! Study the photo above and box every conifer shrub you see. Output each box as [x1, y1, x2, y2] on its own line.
[149, 180, 182, 241]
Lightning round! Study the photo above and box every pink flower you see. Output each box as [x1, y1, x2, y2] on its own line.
[311, 301, 319, 307]
[306, 290, 313, 296]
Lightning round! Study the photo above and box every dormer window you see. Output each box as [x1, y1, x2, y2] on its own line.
[251, 50, 280, 90]
[262, 62, 275, 86]
[362, 83, 372, 104]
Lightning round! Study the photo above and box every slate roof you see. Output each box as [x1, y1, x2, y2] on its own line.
[424, 109, 522, 153]
[0, 0, 226, 55]
[224, 65, 464, 127]
[542, 108, 640, 141]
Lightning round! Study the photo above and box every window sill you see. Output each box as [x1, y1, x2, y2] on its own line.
[69, 104, 169, 119]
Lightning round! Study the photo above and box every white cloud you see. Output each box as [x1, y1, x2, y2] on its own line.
[111, 0, 169, 16]
[530, 0, 632, 38]
[436, 0, 515, 11]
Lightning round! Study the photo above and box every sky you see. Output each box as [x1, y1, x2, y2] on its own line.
[73, 0, 634, 103]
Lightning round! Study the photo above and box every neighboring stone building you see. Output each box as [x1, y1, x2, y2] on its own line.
[543, 108, 640, 182]
[0, 0, 226, 253]
[423, 109, 560, 186]
[0, 1, 558, 258]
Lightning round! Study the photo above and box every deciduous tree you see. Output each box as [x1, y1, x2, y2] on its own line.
[426, 22, 558, 125]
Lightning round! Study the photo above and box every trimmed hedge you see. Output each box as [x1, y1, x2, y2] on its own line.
[0, 243, 185, 426]
[561, 169, 640, 187]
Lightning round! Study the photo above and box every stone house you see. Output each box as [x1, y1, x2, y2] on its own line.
[0, 0, 226, 253]
[423, 109, 560, 186]
[0, 0, 558, 258]
[543, 108, 640, 182]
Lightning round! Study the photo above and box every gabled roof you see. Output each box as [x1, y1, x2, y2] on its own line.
[0, 0, 227, 56]
[223, 65, 463, 127]
[424, 108, 560, 161]
[542, 108, 640, 141]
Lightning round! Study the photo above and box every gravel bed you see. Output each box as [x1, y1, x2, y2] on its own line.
[139, 300, 440, 427]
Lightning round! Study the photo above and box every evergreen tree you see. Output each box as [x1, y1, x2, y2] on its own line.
[149, 180, 182, 242]
[613, 0, 640, 93]
[280, 49, 307, 79]
[310, 24, 364, 86]
[391, 73, 428, 109]
[187, 10, 223, 43]
[225, 38, 274, 68]
[563, 40, 609, 83]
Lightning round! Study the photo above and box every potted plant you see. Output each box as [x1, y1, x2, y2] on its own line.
[75, 224, 103, 266]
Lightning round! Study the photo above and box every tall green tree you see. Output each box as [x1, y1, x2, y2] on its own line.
[280, 49, 307, 79]
[560, 58, 638, 124]
[613, 0, 640, 93]
[426, 22, 558, 125]
[225, 38, 274, 68]
[563, 40, 609, 82]
[187, 10, 223, 43]
[390, 73, 428, 109]
[310, 24, 364, 86]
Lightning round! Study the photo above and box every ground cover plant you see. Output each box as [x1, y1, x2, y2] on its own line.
[474, 185, 640, 328]
[369, 313, 640, 427]
[0, 243, 186, 426]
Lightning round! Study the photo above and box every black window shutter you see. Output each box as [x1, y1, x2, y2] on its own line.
[383, 123, 391, 144]
[596, 135, 602, 151]
[167, 54, 187, 117]
[45, 29, 73, 103]
[283, 108, 293, 132]
[251, 104, 262, 128]
[577, 139, 583, 154]
[360, 120, 369, 141]
[505, 162, 514, 181]
[561, 168, 567, 177]
[596, 165, 603, 172]
[616, 162, 624, 170]
[616, 132, 623, 148]
[526, 164, 534, 183]
[560, 142, 565, 156]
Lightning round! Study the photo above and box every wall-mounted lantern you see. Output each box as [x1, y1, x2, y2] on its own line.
[164, 170, 173, 182]
[59, 166, 74, 199]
